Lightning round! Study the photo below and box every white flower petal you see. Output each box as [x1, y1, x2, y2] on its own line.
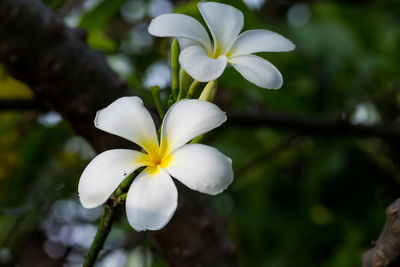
[94, 96, 159, 154]
[179, 45, 227, 82]
[198, 2, 243, 55]
[229, 55, 283, 89]
[229, 30, 296, 57]
[148, 14, 212, 53]
[126, 167, 177, 231]
[160, 99, 226, 153]
[164, 144, 233, 195]
[78, 149, 147, 209]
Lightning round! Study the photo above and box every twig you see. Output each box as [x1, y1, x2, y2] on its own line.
[83, 204, 118, 267]
[3, 98, 400, 142]
[0, 99, 46, 111]
[227, 111, 400, 141]
[363, 199, 400, 267]
[83, 171, 138, 266]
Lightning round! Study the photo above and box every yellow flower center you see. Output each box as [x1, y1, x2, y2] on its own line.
[142, 142, 173, 170]
[211, 47, 222, 59]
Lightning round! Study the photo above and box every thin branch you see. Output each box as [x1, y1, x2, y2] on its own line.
[4, 99, 400, 142]
[83, 204, 118, 267]
[0, 99, 46, 111]
[227, 111, 400, 141]
[82, 172, 136, 267]
[363, 198, 400, 267]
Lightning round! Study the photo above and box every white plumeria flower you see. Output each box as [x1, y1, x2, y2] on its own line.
[78, 97, 233, 231]
[148, 1, 295, 89]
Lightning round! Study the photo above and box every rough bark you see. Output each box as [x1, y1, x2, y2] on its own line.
[0, 0, 239, 266]
[363, 199, 400, 267]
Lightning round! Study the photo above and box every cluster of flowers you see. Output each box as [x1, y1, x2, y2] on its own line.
[78, 2, 294, 231]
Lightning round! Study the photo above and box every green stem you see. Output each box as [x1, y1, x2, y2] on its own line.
[186, 80, 201, 99]
[191, 134, 205, 144]
[199, 80, 218, 102]
[82, 204, 118, 267]
[117, 193, 128, 203]
[115, 173, 137, 196]
[177, 68, 191, 100]
[170, 39, 180, 100]
[167, 93, 174, 108]
[83, 172, 137, 266]
[150, 85, 165, 119]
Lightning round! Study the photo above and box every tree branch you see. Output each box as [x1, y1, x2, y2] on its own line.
[0, 99, 46, 111]
[227, 111, 400, 141]
[83, 204, 118, 267]
[363, 199, 400, 267]
[3, 99, 400, 142]
[0, 0, 130, 151]
[0, 1, 238, 266]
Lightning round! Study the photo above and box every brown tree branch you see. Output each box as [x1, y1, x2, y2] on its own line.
[227, 111, 400, 141]
[0, 0, 238, 266]
[3, 99, 400, 142]
[363, 199, 400, 267]
[0, 99, 46, 111]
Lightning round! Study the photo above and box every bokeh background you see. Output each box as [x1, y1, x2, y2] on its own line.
[1, 0, 400, 266]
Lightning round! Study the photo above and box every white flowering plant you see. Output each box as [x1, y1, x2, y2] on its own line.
[79, 97, 233, 231]
[79, 2, 294, 266]
[149, 1, 295, 89]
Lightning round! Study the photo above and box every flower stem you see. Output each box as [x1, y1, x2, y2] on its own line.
[170, 38, 180, 100]
[83, 172, 138, 267]
[177, 68, 191, 100]
[199, 80, 218, 102]
[150, 85, 165, 119]
[115, 172, 137, 196]
[82, 204, 118, 267]
[186, 80, 201, 99]
[191, 134, 205, 144]
[117, 193, 128, 203]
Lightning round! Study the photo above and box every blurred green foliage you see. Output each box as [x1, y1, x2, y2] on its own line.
[1, 0, 400, 266]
